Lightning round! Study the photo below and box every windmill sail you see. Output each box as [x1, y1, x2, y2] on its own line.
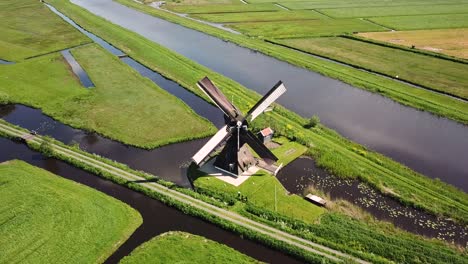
[192, 77, 287, 176]
[246, 81, 286, 122]
[192, 125, 231, 165]
[242, 130, 277, 164]
[197, 77, 242, 120]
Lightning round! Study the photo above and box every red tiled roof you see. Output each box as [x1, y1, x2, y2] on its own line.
[260, 127, 273, 137]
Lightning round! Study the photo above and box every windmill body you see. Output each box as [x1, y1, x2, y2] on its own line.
[192, 77, 287, 177]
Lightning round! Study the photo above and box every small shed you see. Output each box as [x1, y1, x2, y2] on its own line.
[305, 194, 327, 207]
[257, 127, 274, 143]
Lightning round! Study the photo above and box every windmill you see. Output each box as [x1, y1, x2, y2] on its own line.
[192, 77, 287, 176]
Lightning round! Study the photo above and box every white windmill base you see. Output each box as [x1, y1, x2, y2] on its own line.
[199, 158, 260, 187]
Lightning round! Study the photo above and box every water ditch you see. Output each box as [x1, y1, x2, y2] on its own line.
[0, 137, 301, 264]
[0, 59, 14, 64]
[277, 157, 468, 245]
[61, 49, 94, 88]
[69, 0, 468, 191]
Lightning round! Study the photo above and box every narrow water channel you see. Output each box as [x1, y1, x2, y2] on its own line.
[277, 158, 468, 245]
[0, 104, 205, 187]
[69, 0, 468, 191]
[0, 137, 301, 263]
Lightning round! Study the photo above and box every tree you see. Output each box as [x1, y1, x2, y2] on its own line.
[304, 115, 320, 129]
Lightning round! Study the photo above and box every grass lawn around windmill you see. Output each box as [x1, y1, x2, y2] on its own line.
[120, 231, 262, 264]
[0, 160, 141, 263]
[193, 166, 325, 223]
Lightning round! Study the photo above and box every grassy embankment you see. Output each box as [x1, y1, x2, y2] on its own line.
[0, 0, 90, 61]
[276, 37, 468, 99]
[120, 231, 261, 263]
[1, 0, 215, 148]
[51, 0, 468, 225]
[359, 28, 468, 59]
[0, 44, 215, 148]
[0, 160, 141, 263]
[118, 0, 468, 126]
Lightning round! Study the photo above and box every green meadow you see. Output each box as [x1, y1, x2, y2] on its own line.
[0, 160, 141, 263]
[192, 10, 325, 23]
[0, 0, 89, 61]
[368, 13, 468, 30]
[120, 231, 261, 263]
[0, 44, 215, 148]
[166, 3, 281, 14]
[229, 18, 385, 38]
[278, 37, 468, 99]
[318, 4, 468, 18]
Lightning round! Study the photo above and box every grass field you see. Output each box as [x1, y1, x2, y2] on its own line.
[271, 136, 307, 166]
[229, 18, 386, 38]
[359, 28, 468, 59]
[317, 4, 468, 18]
[166, 3, 281, 14]
[268, 0, 468, 8]
[0, 160, 141, 263]
[0, 44, 215, 148]
[57, 0, 468, 225]
[278, 37, 468, 99]
[195, 170, 327, 222]
[191, 10, 325, 23]
[0, 0, 90, 61]
[120, 231, 261, 263]
[368, 13, 468, 30]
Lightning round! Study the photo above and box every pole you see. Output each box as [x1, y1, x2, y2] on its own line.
[274, 184, 277, 212]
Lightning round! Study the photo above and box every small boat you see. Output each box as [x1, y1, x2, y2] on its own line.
[305, 194, 327, 207]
